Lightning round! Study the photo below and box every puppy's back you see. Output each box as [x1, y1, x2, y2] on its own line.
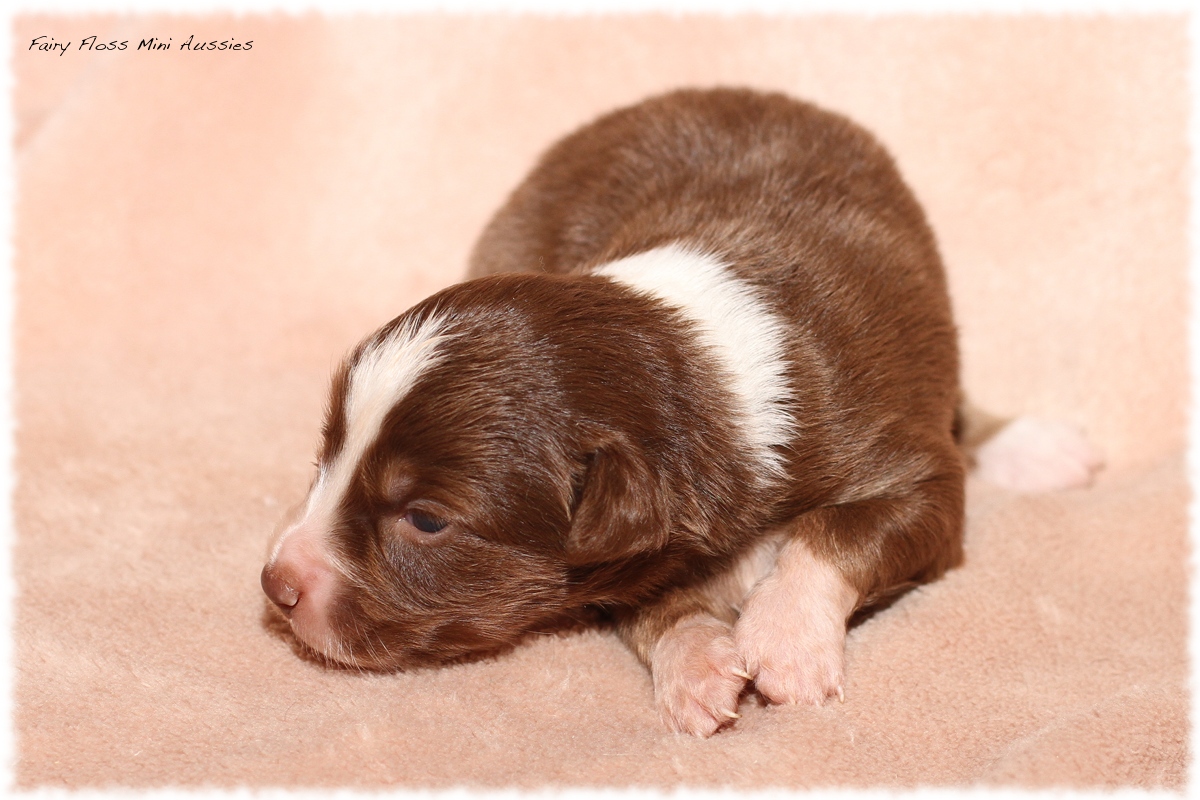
[470, 88, 936, 287]
[470, 88, 959, 509]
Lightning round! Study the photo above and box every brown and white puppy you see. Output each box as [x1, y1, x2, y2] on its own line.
[261, 88, 1102, 736]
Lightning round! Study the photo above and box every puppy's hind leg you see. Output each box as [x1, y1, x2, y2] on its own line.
[973, 417, 1104, 492]
[956, 401, 1104, 492]
[735, 463, 964, 706]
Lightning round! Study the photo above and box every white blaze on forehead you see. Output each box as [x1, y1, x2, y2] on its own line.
[594, 243, 796, 480]
[306, 313, 453, 528]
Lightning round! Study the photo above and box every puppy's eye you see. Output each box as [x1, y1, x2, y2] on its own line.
[405, 509, 448, 534]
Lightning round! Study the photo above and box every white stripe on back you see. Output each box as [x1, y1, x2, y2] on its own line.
[594, 244, 796, 482]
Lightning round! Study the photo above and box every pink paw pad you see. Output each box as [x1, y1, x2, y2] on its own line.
[652, 615, 749, 737]
[975, 416, 1104, 492]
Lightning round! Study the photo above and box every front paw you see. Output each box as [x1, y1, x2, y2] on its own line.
[651, 615, 749, 737]
[733, 545, 853, 706]
[735, 610, 845, 707]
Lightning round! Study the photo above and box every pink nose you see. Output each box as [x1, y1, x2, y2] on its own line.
[261, 562, 301, 614]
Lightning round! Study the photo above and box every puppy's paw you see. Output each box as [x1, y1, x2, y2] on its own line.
[733, 540, 854, 706]
[651, 615, 749, 737]
[735, 587, 846, 706]
[975, 416, 1104, 492]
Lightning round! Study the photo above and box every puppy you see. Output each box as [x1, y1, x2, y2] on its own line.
[261, 88, 1101, 736]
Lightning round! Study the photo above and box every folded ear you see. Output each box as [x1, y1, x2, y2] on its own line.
[565, 433, 669, 565]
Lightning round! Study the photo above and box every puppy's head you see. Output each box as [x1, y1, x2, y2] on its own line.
[261, 274, 679, 669]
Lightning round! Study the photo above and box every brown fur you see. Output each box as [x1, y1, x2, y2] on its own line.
[469, 88, 963, 651]
[264, 88, 965, 722]
[316, 272, 777, 666]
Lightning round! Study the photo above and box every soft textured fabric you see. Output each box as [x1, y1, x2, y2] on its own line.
[13, 13, 1188, 789]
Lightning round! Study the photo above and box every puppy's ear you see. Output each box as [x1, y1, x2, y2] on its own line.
[565, 433, 669, 565]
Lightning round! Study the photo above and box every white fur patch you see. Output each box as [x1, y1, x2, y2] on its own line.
[651, 615, 748, 737]
[734, 537, 858, 706]
[271, 313, 452, 564]
[975, 415, 1104, 492]
[594, 244, 796, 481]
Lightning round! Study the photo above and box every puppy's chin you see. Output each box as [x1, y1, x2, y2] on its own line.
[281, 613, 410, 672]
[281, 584, 522, 672]
[275, 602, 362, 669]
[298, 639, 395, 672]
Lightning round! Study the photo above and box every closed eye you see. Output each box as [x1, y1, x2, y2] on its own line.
[405, 509, 448, 534]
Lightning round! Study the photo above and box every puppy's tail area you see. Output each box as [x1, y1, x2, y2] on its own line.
[954, 399, 1105, 492]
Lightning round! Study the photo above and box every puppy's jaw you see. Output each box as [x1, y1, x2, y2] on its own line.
[263, 506, 346, 663]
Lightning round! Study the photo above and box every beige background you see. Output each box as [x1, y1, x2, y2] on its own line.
[13, 14, 1188, 788]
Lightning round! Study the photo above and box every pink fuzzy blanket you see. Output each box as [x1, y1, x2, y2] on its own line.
[13, 13, 1187, 789]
